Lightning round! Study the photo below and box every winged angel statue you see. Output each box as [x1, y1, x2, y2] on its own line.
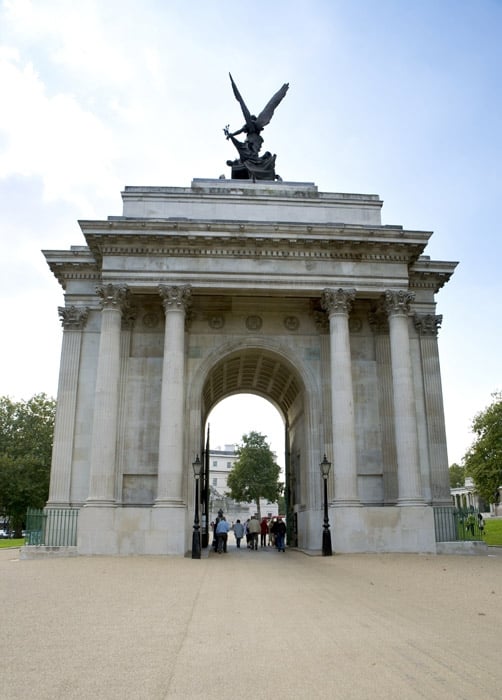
[224, 73, 289, 181]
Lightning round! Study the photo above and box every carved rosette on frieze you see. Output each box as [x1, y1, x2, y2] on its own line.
[348, 317, 362, 333]
[142, 312, 161, 328]
[58, 305, 89, 330]
[245, 315, 263, 331]
[414, 313, 443, 336]
[283, 315, 299, 331]
[382, 289, 415, 317]
[320, 288, 356, 316]
[209, 314, 225, 329]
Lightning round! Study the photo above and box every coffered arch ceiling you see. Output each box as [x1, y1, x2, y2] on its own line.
[202, 348, 302, 420]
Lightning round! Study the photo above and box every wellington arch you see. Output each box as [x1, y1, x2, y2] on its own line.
[41, 178, 458, 555]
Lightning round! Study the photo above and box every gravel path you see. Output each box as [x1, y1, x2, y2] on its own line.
[1, 546, 501, 699]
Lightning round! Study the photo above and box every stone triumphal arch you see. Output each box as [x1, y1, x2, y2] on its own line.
[43, 178, 457, 555]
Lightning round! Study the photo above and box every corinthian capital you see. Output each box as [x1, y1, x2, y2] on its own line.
[58, 305, 89, 330]
[321, 288, 356, 316]
[159, 284, 192, 313]
[382, 289, 415, 316]
[96, 284, 130, 310]
[414, 313, 443, 336]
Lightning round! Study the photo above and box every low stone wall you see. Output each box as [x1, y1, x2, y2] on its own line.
[20, 546, 79, 559]
[436, 541, 488, 555]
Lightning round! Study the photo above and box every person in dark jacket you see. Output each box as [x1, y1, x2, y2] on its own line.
[272, 517, 286, 552]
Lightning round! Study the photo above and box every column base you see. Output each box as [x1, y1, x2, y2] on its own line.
[154, 498, 185, 508]
[397, 498, 426, 507]
[45, 501, 72, 509]
[85, 500, 117, 508]
[332, 499, 362, 507]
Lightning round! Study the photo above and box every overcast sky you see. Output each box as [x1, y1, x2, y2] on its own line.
[1, 0, 500, 467]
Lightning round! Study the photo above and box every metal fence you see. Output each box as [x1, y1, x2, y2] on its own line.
[25, 507, 79, 546]
[433, 506, 484, 542]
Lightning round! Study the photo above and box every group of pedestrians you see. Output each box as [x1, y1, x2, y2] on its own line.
[211, 512, 287, 554]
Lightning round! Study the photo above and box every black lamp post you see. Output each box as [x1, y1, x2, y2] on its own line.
[192, 455, 202, 559]
[320, 454, 333, 556]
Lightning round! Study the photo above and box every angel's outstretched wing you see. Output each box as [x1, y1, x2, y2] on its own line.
[229, 73, 252, 126]
[256, 82, 289, 129]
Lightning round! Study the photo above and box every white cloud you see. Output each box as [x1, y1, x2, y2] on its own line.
[0, 48, 120, 208]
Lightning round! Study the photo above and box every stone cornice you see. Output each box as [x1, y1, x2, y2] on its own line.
[409, 257, 458, 292]
[80, 217, 429, 243]
[79, 221, 430, 266]
[42, 248, 100, 290]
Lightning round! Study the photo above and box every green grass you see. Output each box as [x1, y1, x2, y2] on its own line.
[0, 538, 24, 548]
[484, 518, 502, 546]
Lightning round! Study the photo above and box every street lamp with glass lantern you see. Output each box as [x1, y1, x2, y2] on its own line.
[320, 454, 333, 556]
[192, 455, 202, 559]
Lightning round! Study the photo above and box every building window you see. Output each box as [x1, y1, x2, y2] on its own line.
[212, 478, 217, 486]
[227, 462, 231, 469]
[212, 460, 217, 467]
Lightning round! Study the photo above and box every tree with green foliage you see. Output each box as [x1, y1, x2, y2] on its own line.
[449, 463, 466, 488]
[0, 394, 56, 535]
[463, 392, 502, 506]
[226, 431, 283, 519]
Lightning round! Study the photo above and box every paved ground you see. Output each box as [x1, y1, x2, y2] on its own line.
[1, 543, 501, 700]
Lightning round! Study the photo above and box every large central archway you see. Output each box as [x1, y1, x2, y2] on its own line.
[187, 337, 324, 551]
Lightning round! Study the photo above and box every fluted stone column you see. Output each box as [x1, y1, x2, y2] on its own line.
[383, 290, 424, 505]
[115, 309, 136, 503]
[321, 288, 360, 506]
[368, 309, 398, 504]
[47, 305, 89, 506]
[156, 284, 192, 506]
[414, 313, 451, 505]
[86, 284, 130, 505]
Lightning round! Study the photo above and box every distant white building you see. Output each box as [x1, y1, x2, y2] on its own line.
[451, 478, 502, 515]
[208, 444, 279, 523]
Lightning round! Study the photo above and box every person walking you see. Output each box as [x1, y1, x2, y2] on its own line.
[268, 518, 276, 547]
[245, 519, 251, 548]
[260, 517, 269, 548]
[233, 519, 244, 548]
[247, 515, 260, 550]
[216, 516, 230, 553]
[272, 517, 287, 552]
[212, 509, 224, 552]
